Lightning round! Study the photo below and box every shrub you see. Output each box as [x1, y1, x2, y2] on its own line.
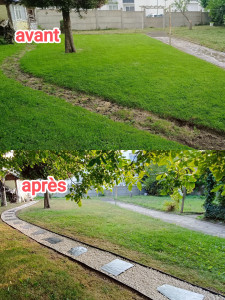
[207, 0, 225, 25]
[163, 200, 177, 212]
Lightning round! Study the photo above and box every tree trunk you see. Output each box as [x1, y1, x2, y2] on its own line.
[44, 190, 50, 209]
[62, 10, 76, 53]
[1, 178, 7, 207]
[180, 186, 187, 213]
[188, 20, 192, 30]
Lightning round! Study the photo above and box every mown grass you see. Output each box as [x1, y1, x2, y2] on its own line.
[110, 195, 205, 213]
[20, 33, 225, 132]
[19, 199, 225, 295]
[171, 26, 225, 52]
[0, 44, 186, 149]
[0, 203, 144, 300]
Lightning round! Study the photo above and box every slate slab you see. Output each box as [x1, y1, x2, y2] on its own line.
[157, 284, 204, 300]
[13, 221, 23, 224]
[101, 259, 134, 276]
[32, 229, 47, 236]
[68, 247, 87, 257]
[5, 218, 17, 221]
[43, 237, 63, 244]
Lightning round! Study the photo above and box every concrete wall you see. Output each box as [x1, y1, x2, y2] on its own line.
[88, 186, 146, 197]
[37, 9, 209, 30]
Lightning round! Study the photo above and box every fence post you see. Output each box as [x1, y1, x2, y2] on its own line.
[95, 8, 99, 30]
[121, 8, 124, 29]
[142, 8, 145, 29]
[163, 8, 166, 29]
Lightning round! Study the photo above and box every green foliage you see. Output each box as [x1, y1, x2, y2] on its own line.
[143, 164, 166, 195]
[204, 204, 225, 220]
[20, 0, 106, 13]
[200, 0, 210, 7]
[163, 200, 177, 211]
[207, 0, 225, 25]
[20, 34, 225, 132]
[204, 169, 216, 207]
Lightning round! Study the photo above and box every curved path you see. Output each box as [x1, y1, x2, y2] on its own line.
[104, 199, 225, 239]
[1, 202, 224, 300]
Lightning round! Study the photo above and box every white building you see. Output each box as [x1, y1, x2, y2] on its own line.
[100, 0, 202, 15]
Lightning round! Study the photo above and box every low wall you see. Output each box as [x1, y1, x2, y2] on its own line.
[37, 9, 210, 30]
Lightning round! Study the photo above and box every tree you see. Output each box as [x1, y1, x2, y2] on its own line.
[173, 0, 193, 29]
[10, 150, 140, 207]
[21, 0, 106, 53]
[1, 0, 15, 43]
[207, 0, 225, 25]
[134, 150, 225, 216]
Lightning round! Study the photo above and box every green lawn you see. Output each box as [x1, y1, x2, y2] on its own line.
[0, 44, 185, 149]
[19, 199, 225, 295]
[0, 203, 144, 300]
[171, 26, 225, 52]
[20, 33, 225, 132]
[114, 195, 205, 213]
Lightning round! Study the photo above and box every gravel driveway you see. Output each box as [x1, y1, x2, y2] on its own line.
[147, 33, 225, 69]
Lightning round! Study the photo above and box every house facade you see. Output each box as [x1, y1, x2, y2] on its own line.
[0, 1, 37, 30]
[100, 0, 203, 15]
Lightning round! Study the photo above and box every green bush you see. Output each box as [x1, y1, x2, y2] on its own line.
[207, 0, 225, 25]
[204, 204, 225, 221]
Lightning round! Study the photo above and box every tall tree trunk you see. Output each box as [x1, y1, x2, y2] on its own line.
[180, 186, 187, 213]
[62, 10, 76, 53]
[1, 178, 7, 207]
[44, 190, 50, 209]
[188, 20, 192, 30]
[5, 4, 14, 43]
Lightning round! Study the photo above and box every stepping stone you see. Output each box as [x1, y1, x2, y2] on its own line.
[68, 247, 87, 257]
[157, 285, 204, 300]
[32, 229, 47, 236]
[5, 218, 17, 221]
[101, 259, 133, 276]
[13, 221, 23, 224]
[43, 237, 63, 244]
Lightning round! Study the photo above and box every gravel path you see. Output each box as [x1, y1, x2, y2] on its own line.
[1, 202, 224, 300]
[148, 34, 225, 69]
[104, 199, 225, 239]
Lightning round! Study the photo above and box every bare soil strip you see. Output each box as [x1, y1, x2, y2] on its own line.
[2, 46, 225, 149]
[1, 202, 224, 300]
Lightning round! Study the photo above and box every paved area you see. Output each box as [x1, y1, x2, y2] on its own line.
[105, 200, 225, 239]
[148, 33, 225, 69]
[1, 202, 224, 300]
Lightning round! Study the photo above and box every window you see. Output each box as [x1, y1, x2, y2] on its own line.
[125, 6, 135, 11]
[109, 4, 118, 10]
[123, 0, 134, 3]
[14, 5, 26, 21]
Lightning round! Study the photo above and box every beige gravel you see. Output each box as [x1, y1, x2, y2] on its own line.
[1, 202, 224, 300]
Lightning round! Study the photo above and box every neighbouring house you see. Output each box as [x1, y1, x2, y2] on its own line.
[100, 0, 203, 15]
[0, 172, 32, 203]
[0, 0, 37, 30]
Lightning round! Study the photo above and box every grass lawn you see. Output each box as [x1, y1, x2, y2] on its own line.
[113, 195, 205, 213]
[19, 199, 225, 295]
[0, 203, 144, 300]
[0, 44, 185, 149]
[171, 26, 225, 52]
[20, 33, 225, 132]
